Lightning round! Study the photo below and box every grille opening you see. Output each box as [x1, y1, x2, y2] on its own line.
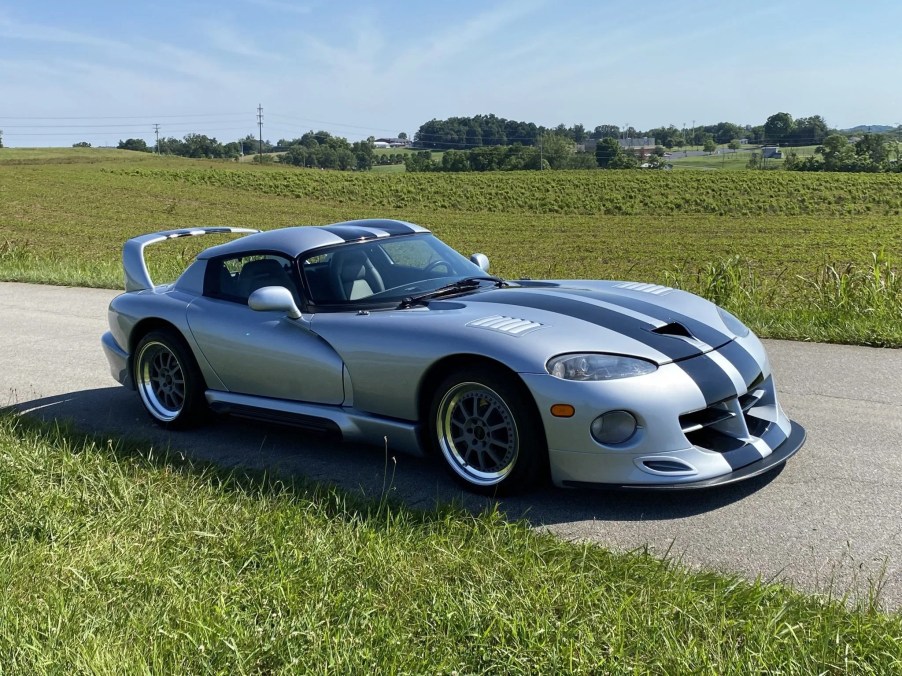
[679, 370, 770, 454]
[683, 426, 748, 453]
[738, 389, 763, 411]
[680, 405, 736, 433]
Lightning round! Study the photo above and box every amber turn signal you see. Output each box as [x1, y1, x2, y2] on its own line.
[550, 404, 575, 418]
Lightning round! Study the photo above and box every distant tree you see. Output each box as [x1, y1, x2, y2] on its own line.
[404, 150, 436, 172]
[398, 132, 408, 140]
[182, 134, 224, 158]
[564, 152, 597, 169]
[713, 122, 743, 144]
[157, 136, 185, 155]
[815, 134, 851, 171]
[117, 138, 149, 152]
[352, 140, 374, 170]
[441, 150, 470, 172]
[764, 112, 794, 144]
[570, 123, 587, 143]
[703, 138, 717, 153]
[746, 152, 761, 169]
[791, 115, 829, 146]
[591, 125, 620, 140]
[539, 132, 574, 169]
[609, 149, 638, 169]
[595, 138, 622, 168]
[0, 129, 3, 148]
[855, 133, 889, 164]
[72, 141, 91, 148]
[222, 141, 241, 159]
[727, 139, 740, 150]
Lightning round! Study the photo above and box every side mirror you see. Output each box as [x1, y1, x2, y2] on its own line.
[469, 253, 490, 272]
[248, 286, 302, 319]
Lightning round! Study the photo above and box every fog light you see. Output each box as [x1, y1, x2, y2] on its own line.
[591, 411, 637, 445]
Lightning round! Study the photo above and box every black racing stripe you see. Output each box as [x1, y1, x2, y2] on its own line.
[320, 225, 382, 242]
[675, 355, 738, 406]
[473, 290, 701, 361]
[567, 289, 732, 349]
[369, 220, 417, 235]
[721, 444, 764, 471]
[717, 340, 762, 388]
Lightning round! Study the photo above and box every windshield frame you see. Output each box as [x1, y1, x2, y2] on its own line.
[298, 233, 490, 311]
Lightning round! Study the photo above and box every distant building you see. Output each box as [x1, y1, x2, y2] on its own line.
[374, 137, 411, 148]
[373, 141, 391, 149]
[619, 137, 656, 149]
[762, 146, 782, 159]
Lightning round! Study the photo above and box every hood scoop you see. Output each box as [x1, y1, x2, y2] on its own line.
[651, 321, 694, 339]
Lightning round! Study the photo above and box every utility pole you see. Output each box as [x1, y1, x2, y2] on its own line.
[257, 104, 264, 157]
[153, 124, 160, 154]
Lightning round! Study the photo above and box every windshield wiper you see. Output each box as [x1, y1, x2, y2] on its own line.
[399, 276, 507, 308]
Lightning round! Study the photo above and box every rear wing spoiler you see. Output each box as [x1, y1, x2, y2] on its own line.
[123, 227, 259, 292]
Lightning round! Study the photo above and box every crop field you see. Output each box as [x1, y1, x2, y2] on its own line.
[1, 149, 901, 344]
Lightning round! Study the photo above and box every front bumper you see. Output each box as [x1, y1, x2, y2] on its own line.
[562, 421, 805, 490]
[101, 331, 132, 389]
[521, 333, 801, 488]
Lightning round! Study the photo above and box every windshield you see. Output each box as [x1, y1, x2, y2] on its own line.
[300, 234, 489, 306]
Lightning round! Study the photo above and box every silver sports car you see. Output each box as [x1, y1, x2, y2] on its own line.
[102, 219, 804, 494]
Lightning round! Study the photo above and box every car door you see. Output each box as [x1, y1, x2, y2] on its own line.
[185, 252, 345, 405]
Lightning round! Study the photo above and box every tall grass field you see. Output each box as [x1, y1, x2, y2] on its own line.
[2, 149, 902, 670]
[1, 415, 900, 673]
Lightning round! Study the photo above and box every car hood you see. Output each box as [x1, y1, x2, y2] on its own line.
[448, 279, 736, 366]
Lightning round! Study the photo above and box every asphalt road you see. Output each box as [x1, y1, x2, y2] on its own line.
[2, 281, 901, 610]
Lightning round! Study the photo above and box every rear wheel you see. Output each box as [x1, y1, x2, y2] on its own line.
[429, 366, 545, 495]
[134, 330, 206, 429]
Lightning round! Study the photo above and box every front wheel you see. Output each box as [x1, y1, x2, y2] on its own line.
[134, 330, 207, 429]
[429, 366, 545, 495]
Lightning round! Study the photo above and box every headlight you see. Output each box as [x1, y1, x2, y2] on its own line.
[717, 307, 750, 337]
[546, 353, 657, 381]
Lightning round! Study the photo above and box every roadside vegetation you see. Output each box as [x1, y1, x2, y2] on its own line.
[1, 151, 901, 345]
[1, 414, 900, 672]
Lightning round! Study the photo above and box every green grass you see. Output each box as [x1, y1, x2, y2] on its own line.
[1, 414, 900, 673]
[1, 149, 902, 344]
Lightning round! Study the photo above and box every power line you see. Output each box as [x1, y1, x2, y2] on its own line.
[0, 113, 249, 120]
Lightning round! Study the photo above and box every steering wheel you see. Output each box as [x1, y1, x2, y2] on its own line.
[423, 260, 452, 275]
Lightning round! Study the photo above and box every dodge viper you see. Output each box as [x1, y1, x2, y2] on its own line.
[102, 219, 804, 494]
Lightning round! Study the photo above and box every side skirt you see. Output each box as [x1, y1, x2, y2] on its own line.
[205, 390, 425, 457]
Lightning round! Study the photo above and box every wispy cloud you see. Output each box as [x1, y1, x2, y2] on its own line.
[201, 21, 282, 60]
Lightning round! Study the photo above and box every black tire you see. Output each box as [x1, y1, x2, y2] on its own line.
[133, 329, 207, 429]
[428, 365, 546, 495]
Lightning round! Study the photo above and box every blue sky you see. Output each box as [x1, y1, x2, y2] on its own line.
[1, 0, 900, 146]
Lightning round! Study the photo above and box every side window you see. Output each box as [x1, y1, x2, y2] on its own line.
[204, 253, 297, 304]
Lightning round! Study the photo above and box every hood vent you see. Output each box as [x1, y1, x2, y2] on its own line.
[651, 321, 693, 339]
[467, 315, 545, 336]
[615, 282, 673, 295]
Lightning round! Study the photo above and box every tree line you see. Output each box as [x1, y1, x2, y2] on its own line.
[413, 112, 836, 150]
[786, 133, 902, 173]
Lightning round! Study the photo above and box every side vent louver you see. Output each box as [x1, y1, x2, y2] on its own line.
[467, 315, 545, 336]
